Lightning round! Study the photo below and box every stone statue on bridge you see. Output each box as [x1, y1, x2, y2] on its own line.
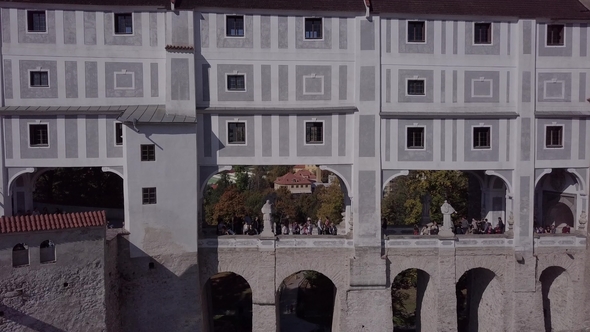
[439, 200, 455, 236]
[260, 200, 274, 238]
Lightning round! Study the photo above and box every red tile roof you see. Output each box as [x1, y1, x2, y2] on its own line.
[274, 173, 313, 185]
[0, 211, 106, 234]
[294, 169, 317, 180]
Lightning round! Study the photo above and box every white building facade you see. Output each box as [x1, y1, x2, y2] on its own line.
[0, 0, 589, 331]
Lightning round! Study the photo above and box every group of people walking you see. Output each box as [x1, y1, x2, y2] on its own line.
[216, 215, 339, 236]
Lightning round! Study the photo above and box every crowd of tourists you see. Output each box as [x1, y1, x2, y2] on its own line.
[535, 223, 571, 234]
[216, 216, 338, 236]
[408, 216, 506, 235]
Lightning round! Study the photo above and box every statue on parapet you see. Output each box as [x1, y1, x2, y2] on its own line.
[439, 200, 456, 237]
[260, 200, 274, 237]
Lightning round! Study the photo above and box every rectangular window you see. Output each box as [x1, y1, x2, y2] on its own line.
[407, 127, 424, 149]
[228, 122, 246, 144]
[115, 123, 123, 146]
[473, 127, 491, 149]
[30, 71, 49, 87]
[140, 144, 155, 161]
[545, 126, 563, 148]
[142, 187, 157, 205]
[29, 124, 49, 147]
[407, 79, 425, 96]
[227, 75, 245, 91]
[226, 15, 244, 37]
[474, 23, 492, 44]
[407, 21, 425, 43]
[114, 13, 133, 34]
[305, 122, 323, 144]
[27, 11, 46, 32]
[546, 24, 564, 46]
[305, 18, 322, 39]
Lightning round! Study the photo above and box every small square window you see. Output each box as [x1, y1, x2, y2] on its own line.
[547, 24, 564, 46]
[226, 15, 244, 37]
[407, 127, 424, 149]
[305, 122, 323, 144]
[29, 124, 48, 147]
[142, 187, 157, 205]
[407, 21, 425, 43]
[474, 23, 492, 44]
[228, 122, 246, 144]
[305, 18, 322, 39]
[473, 127, 491, 149]
[227, 75, 245, 91]
[114, 13, 133, 35]
[407, 79, 425, 96]
[141, 144, 155, 161]
[115, 123, 123, 146]
[545, 126, 563, 148]
[30, 71, 49, 87]
[27, 11, 46, 32]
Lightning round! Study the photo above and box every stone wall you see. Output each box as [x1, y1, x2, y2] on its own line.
[0, 227, 106, 332]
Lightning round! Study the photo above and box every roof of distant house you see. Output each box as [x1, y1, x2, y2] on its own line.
[274, 173, 313, 185]
[0, 211, 106, 234]
[294, 169, 317, 180]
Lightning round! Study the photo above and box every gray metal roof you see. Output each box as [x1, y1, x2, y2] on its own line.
[196, 106, 358, 115]
[0, 105, 127, 115]
[117, 105, 197, 123]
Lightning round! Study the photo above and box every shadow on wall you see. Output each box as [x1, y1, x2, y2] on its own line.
[456, 268, 496, 332]
[114, 236, 202, 332]
[0, 305, 66, 332]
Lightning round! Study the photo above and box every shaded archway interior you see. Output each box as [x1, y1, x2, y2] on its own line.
[203, 272, 253, 332]
[391, 268, 434, 332]
[535, 169, 581, 229]
[456, 268, 502, 332]
[540, 266, 571, 332]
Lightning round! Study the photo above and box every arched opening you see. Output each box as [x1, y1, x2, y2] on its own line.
[540, 266, 571, 332]
[278, 270, 336, 332]
[456, 268, 502, 332]
[40, 240, 56, 263]
[201, 165, 348, 236]
[15, 167, 125, 227]
[12, 243, 29, 267]
[203, 272, 252, 332]
[392, 269, 433, 332]
[535, 169, 581, 231]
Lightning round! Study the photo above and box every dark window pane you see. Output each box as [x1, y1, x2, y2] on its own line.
[115, 13, 133, 34]
[474, 23, 491, 44]
[407, 80, 425, 95]
[29, 124, 49, 146]
[142, 187, 157, 204]
[408, 21, 425, 42]
[227, 75, 245, 91]
[228, 122, 246, 144]
[115, 123, 123, 145]
[547, 25, 564, 46]
[30, 71, 49, 87]
[226, 15, 244, 36]
[473, 127, 491, 149]
[305, 122, 323, 143]
[546, 126, 563, 147]
[305, 18, 322, 39]
[141, 144, 155, 161]
[407, 127, 424, 149]
[28, 11, 46, 32]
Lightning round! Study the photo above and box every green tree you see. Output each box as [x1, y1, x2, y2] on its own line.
[233, 166, 250, 192]
[249, 166, 269, 191]
[212, 186, 246, 223]
[272, 187, 296, 222]
[317, 178, 344, 224]
[266, 165, 293, 184]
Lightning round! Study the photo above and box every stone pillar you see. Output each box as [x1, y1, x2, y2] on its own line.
[437, 240, 457, 331]
[252, 303, 276, 332]
[342, 288, 392, 331]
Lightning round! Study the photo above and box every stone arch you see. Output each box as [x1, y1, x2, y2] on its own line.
[319, 165, 352, 197]
[382, 170, 409, 192]
[391, 268, 436, 332]
[199, 165, 233, 197]
[539, 266, 573, 332]
[277, 270, 337, 332]
[456, 267, 504, 332]
[202, 271, 253, 332]
[101, 166, 124, 180]
[535, 169, 582, 228]
[7, 167, 35, 194]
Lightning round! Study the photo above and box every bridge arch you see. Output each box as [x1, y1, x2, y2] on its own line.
[202, 271, 253, 332]
[539, 266, 574, 332]
[456, 267, 504, 332]
[391, 268, 436, 332]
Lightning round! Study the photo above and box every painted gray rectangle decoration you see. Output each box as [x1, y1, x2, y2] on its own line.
[581, 24, 588, 57]
[464, 71, 500, 103]
[202, 64, 210, 102]
[358, 171, 376, 235]
[65, 115, 78, 158]
[85, 61, 98, 98]
[441, 21, 446, 54]
[218, 115, 255, 158]
[20, 116, 58, 159]
[536, 118, 571, 160]
[523, 21, 531, 55]
[18, 9, 56, 44]
[522, 71, 531, 103]
[440, 119, 445, 161]
[519, 176, 530, 237]
[65, 61, 78, 98]
[538, 23, 573, 57]
[385, 119, 390, 161]
[296, 17, 331, 49]
[4, 117, 12, 159]
[385, 69, 391, 103]
[296, 65, 331, 101]
[20, 60, 58, 99]
[360, 20, 375, 50]
[150, 13, 158, 47]
[172, 58, 190, 101]
[104, 12, 142, 46]
[399, 19, 434, 54]
[453, 21, 458, 54]
[463, 119, 500, 162]
[217, 14, 253, 48]
[63, 11, 76, 44]
[339, 66, 347, 101]
[279, 65, 288, 102]
[520, 118, 530, 161]
[452, 120, 457, 161]
[464, 22, 500, 55]
[2, 9, 10, 43]
[151, 63, 159, 97]
[278, 16, 288, 49]
[398, 69, 434, 103]
[506, 71, 510, 103]
[86, 115, 99, 158]
[537, 72, 571, 102]
[441, 71, 446, 103]
[84, 12, 96, 45]
[203, 114, 211, 157]
[452, 70, 457, 103]
[279, 116, 289, 157]
[261, 15, 270, 49]
[171, 11, 189, 46]
[339, 18, 347, 49]
[398, 119, 434, 162]
[359, 115, 375, 157]
[580, 120, 586, 159]
[506, 120, 510, 161]
[338, 114, 346, 157]
[217, 64, 254, 102]
[360, 66, 375, 101]
[261, 65, 271, 101]
[297, 115, 331, 157]
[262, 116, 272, 157]
[105, 62, 144, 98]
[385, 19, 391, 53]
[4, 59, 12, 99]
[200, 13, 209, 48]
[579, 73, 586, 102]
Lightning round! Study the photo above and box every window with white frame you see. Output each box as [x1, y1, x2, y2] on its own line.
[407, 21, 425, 43]
[407, 79, 425, 96]
[474, 23, 492, 44]
[226, 15, 244, 37]
[228, 122, 246, 144]
[473, 127, 491, 149]
[29, 124, 48, 147]
[142, 187, 157, 204]
[546, 24, 564, 46]
[304, 18, 322, 39]
[27, 11, 46, 32]
[141, 144, 155, 161]
[227, 74, 245, 91]
[114, 13, 133, 34]
[115, 123, 123, 146]
[406, 127, 424, 149]
[30, 71, 49, 87]
[305, 122, 323, 144]
[545, 125, 563, 148]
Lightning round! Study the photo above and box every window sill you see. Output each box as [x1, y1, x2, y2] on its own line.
[545, 145, 564, 149]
